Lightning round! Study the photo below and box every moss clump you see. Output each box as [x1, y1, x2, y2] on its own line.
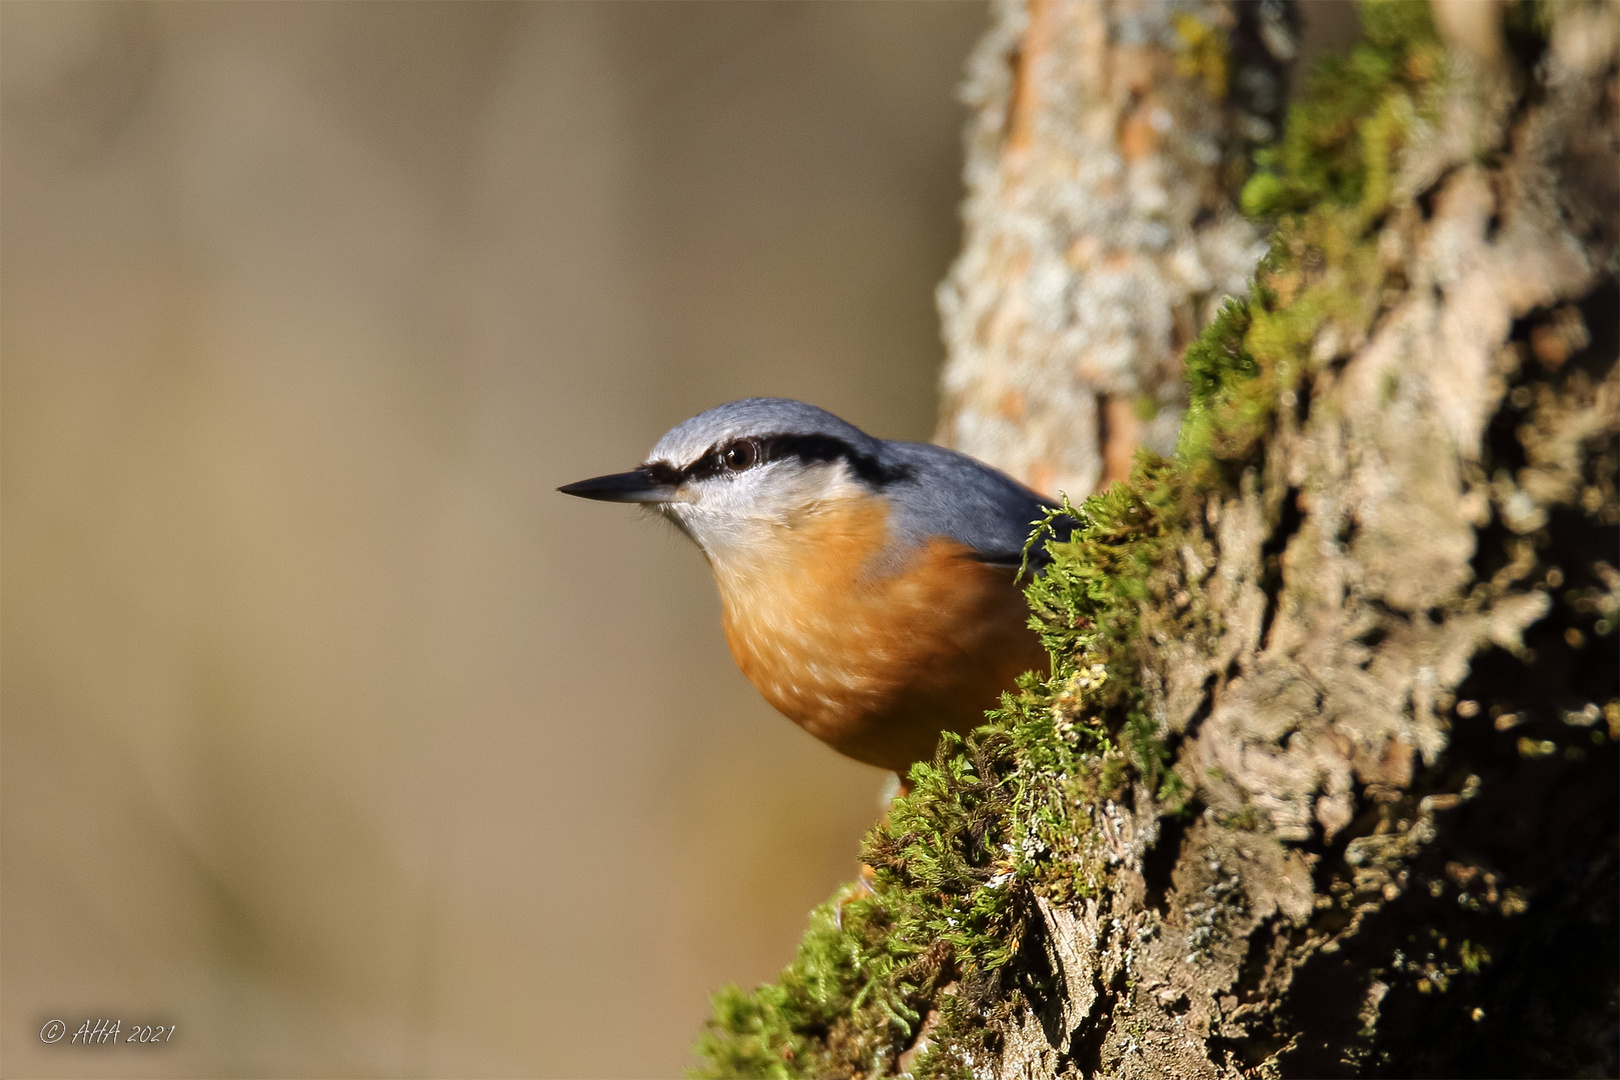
[1183, 0, 1446, 475]
[693, 2, 1455, 1073]
[1239, 0, 1439, 221]
[692, 892, 940, 1078]
[1183, 296, 1256, 414]
[1019, 467, 1201, 810]
[1172, 10, 1231, 101]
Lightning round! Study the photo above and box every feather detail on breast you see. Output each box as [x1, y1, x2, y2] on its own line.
[713, 493, 1046, 772]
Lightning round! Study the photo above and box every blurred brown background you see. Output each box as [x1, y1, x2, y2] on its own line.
[0, 3, 984, 1075]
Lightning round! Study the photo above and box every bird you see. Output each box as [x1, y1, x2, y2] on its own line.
[559, 398, 1069, 776]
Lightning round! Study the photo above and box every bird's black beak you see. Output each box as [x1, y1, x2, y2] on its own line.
[557, 467, 675, 504]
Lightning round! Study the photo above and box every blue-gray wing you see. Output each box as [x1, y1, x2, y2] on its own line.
[876, 441, 1076, 570]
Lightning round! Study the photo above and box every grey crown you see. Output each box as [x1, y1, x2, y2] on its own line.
[648, 398, 1073, 568]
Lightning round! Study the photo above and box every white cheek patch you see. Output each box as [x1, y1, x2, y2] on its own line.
[666, 461, 868, 564]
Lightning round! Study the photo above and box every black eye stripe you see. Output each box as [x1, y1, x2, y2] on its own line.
[641, 461, 684, 486]
[655, 433, 911, 487]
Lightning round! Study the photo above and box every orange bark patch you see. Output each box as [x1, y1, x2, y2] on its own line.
[1027, 461, 1056, 498]
[1005, 0, 1053, 154]
[1100, 393, 1142, 488]
[1119, 100, 1160, 162]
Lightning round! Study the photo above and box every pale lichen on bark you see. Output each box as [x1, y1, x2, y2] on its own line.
[937, 0, 1289, 497]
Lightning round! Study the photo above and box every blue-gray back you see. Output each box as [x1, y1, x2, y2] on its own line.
[875, 439, 1071, 569]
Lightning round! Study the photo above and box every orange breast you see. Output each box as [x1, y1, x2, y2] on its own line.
[713, 495, 1046, 773]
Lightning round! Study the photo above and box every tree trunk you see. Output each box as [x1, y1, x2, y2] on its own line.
[696, 3, 1618, 1076]
[937, 0, 1291, 498]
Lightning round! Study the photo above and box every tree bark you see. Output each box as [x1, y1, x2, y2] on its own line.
[936, 0, 1292, 497]
[951, 2, 1620, 1077]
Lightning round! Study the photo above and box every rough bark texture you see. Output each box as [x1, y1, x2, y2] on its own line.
[970, 3, 1620, 1077]
[937, 0, 1289, 497]
[695, 3, 1618, 1077]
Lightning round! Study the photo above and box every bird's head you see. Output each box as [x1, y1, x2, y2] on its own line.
[558, 398, 907, 564]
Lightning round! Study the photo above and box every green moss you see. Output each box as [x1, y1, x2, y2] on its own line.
[1172, 10, 1231, 100]
[1181, 293, 1262, 467]
[1240, 0, 1439, 221]
[694, 2, 1452, 1073]
[1024, 463, 1194, 675]
[1458, 939, 1492, 975]
[1185, 297, 1256, 408]
[1186, 0, 1445, 479]
[691, 890, 938, 1078]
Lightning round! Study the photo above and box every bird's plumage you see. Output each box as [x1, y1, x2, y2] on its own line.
[561, 397, 1073, 773]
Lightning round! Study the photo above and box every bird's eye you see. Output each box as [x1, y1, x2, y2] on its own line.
[722, 440, 758, 471]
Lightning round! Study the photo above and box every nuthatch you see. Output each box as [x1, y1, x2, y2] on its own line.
[560, 398, 1069, 775]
